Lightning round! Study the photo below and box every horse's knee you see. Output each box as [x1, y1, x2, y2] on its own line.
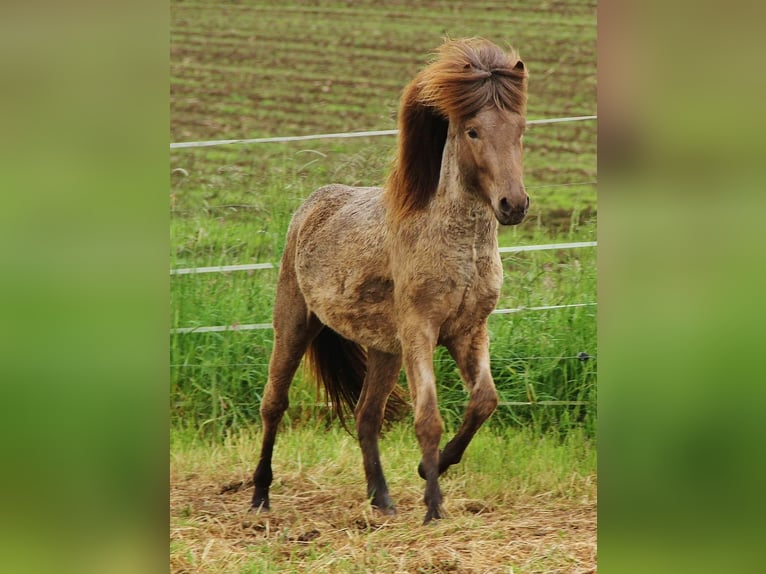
[472, 382, 498, 420]
[260, 386, 289, 422]
[414, 409, 443, 452]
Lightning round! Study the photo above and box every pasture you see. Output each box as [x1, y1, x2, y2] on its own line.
[171, 0, 596, 571]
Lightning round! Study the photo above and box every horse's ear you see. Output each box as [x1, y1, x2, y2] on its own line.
[387, 79, 448, 219]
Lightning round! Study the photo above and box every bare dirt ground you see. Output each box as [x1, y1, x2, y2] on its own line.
[170, 469, 596, 573]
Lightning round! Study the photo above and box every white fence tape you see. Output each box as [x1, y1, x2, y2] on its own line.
[170, 115, 597, 149]
[171, 262, 276, 275]
[171, 241, 596, 276]
[497, 241, 596, 254]
[170, 302, 596, 335]
[490, 302, 596, 315]
[172, 322, 274, 335]
[171, 354, 594, 368]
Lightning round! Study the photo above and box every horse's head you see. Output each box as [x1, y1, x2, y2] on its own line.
[386, 38, 529, 225]
[455, 107, 528, 226]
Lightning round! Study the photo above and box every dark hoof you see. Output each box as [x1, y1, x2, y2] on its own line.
[422, 509, 442, 525]
[371, 493, 396, 516]
[373, 505, 397, 516]
[249, 502, 269, 514]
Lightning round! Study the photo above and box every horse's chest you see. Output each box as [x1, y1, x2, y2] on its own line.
[434, 252, 502, 338]
[459, 254, 502, 313]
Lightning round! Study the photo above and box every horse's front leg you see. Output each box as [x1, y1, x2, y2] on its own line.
[418, 326, 498, 479]
[401, 328, 444, 524]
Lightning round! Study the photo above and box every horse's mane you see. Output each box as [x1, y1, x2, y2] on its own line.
[386, 38, 528, 220]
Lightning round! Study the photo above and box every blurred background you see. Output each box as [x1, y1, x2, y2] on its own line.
[1, 0, 765, 572]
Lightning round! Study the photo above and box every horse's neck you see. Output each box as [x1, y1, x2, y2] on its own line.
[432, 144, 499, 252]
[386, 137, 498, 255]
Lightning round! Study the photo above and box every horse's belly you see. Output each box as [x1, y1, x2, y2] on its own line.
[300, 273, 401, 354]
[290, 184, 400, 353]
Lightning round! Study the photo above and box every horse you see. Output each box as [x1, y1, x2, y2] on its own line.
[250, 38, 529, 525]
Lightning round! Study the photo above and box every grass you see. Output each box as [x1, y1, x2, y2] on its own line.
[169, 135, 596, 441]
[170, 238, 596, 438]
[170, 422, 596, 573]
[169, 115, 597, 437]
[170, 1, 597, 568]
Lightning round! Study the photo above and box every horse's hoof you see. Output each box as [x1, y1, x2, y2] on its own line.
[248, 503, 269, 515]
[422, 505, 443, 525]
[374, 505, 397, 516]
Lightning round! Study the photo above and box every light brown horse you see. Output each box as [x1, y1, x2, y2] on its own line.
[251, 38, 528, 524]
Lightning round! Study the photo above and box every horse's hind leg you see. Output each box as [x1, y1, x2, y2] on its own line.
[355, 349, 402, 515]
[251, 278, 322, 513]
[418, 327, 498, 479]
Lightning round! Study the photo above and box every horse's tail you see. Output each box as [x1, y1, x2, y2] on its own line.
[306, 326, 409, 433]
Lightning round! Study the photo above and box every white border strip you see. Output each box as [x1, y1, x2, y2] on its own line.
[170, 115, 597, 149]
[171, 241, 597, 275]
[170, 302, 596, 334]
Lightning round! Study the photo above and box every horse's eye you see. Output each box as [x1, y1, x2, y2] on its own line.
[467, 128, 479, 139]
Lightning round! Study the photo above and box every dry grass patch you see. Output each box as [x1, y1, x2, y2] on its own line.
[171, 425, 596, 573]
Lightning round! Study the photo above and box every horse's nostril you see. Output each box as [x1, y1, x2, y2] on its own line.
[499, 197, 511, 213]
[525, 195, 530, 210]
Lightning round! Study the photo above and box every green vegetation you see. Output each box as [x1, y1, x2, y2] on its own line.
[170, 1, 597, 571]
[170, 0, 597, 441]
[170, 240, 596, 438]
[169, 136, 596, 439]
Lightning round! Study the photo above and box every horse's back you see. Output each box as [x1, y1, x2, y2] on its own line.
[285, 185, 400, 353]
[290, 184, 385, 251]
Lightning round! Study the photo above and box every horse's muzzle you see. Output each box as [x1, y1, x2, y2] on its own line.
[496, 194, 529, 225]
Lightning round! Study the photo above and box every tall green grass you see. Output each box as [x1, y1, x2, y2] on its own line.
[170, 58, 596, 442]
[170, 141, 596, 440]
